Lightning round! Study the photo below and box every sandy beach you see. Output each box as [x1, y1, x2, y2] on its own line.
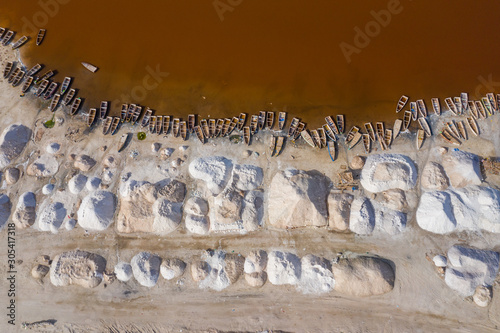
[2, 44, 500, 333]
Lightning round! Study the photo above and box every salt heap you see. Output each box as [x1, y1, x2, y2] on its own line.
[442, 150, 482, 188]
[244, 251, 268, 287]
[5, 167, 20, 185]
[77, 191, 116, 231]
[299, 254, 335, 294]
[184, 197, 210, 235]
[0, 194, 11, 230]
[0, 124, 32, 168]
[13, 192, 36, 229]
[131, 252, 162, 287]
[46, 142, 61, 154]
[37, 202, 66, 233]
[114, 262, 133, 282]
[349, 197, 375, 235]
[360, 154, 417, 193]
[68, 174, 88, 194]
[198, 250, 244, 291]
[86, 177, 101, 191]
[50, 250, 106, 288]
[267, 251, 301, 285]
[26, 154, 59, 177]
[328, 192, 353, 231]
[42, 184, 54, 195]
[231, 164, 263, 191]
[241, 190, 264, 232]
[188, 156, 233, 195]
[421, 162, 449, 190]
[160, 258, 186, 280]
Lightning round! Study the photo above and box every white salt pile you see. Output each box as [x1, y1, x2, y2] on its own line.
[26, 154, 59, 177]
[46, 142, 61, 154]
[13, 191, 36, 229]
[37, 202, 66, 233]
[65, 219, 77, 231]
[185, 197, 209, 216]
[232, 164, 263, 191]
[152, 198, 182, 235]
[349, 197, 375, 235]
[198, 250, 244, 291]
[50, 250, 106, 288]
[374, 205, 406, 236]
[433, 255, 447, 267]
[185, 214, 210, 235]
[442, 150, 482, 188]
[131, 252, 162, 287]
[244, 250, 268, 274]
[360, 153, 417, 193]
[160, 258, 186, 280]
[77, 191, 116, 231]
[328, 192, 353, 231]
[267, 251, 301, 285]
[0, 194, 11, 230]
[299, 254, 335, 294]
[241, 190, 264, 232]
[114, 262, 133, 282]
[68, 174, 88, 194]
[188, 156, 233, 195]
[0, 124, 32, 168]
[86, 177, 101, 191]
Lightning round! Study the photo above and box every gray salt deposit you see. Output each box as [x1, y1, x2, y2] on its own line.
[68, 174, 88, 194]
[46, 142, 61, 154]
[13, 192, 36, 229]
[131, 252, 162, 287]
[86, 177, 101, 191]
[114, 262, 133, 282]
[0, 124, 31, 168]
[349, 197, 375, 235]
[38, 202, 66, 233]
[0, 194, 11, 230]
[42, 184, 54, 195]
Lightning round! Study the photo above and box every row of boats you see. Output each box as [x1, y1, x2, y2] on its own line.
[0, 26, 45, 49]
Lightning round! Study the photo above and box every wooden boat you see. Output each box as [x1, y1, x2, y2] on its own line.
[125, 104, 135, 122]
[417, 99, 427, 117]
[221, 118, 231, 136]
[375, 122, 385, 142]
[117, 133, 130, 153]
[81, 62, 98, 73]
[287, 117, 300, 137]
[475, 100, 487, 119]
[461, 92, 469, 113]
[0, 28, 5, 40]
[2, 30, 14, 46]
[102, 116, 113, 135]
[156, 116, 163, 135]
[325, 116, 339, 135]
[378, 137, 387, 151]
[49, 94, 60, 112]
[7, 68, 20, 84]
[36, 29, 46, 46]
[12, 36, 28, 49]
[258, 111, 266, 129]
[323, 124, 336, 142]
[70, 97, 82, 115]
[120, 104, 128, 122]
[26, 64, 42, 77]
[87, 108, 96, 127]
[466, 117, 479, 136]
[385, 129, 393, 147]
[311, 129, 321, 148]
[110, 117, 121, 135]
[440, 128, 461, 146]
[200, 119, 210, 139]
[294, 122, 306, 141]
[248, 115, 258, 135]
[393, 119, 402, 139]
[301, 130, 316, 147]
[457, 120, 467, 140]
[396, 95, 409, 113]
[266, 111, 274, 129]
[21, 76, 34, 93]
[243, 126, 251, 145]
[11, 70, 25, 87]
[468, 101, 479, 119]
[140, 108, 152, 127]
[416, 129, 425, 150]
[364, 122, 376, 141]
[278, 112, 287, 130]
[487, 92, 497, 112]
[444, 97, 458, 115]
[100, 101, 108, 119]
[237, 113, 247, 130]
[180, 121, 187, 140]
[227, 117, 239, 136]
[418, 117, 432, 137]
[43, 82, 58, 100]
[215, 119, 224, 137]
[3, 61, 13, 78]
[188, 114, 196, 133]
[497, 94, 500, 114]
[345, 126, 360, 143]
[454, 97, 464, 115]
[209, 119, 216, 138]
[362, 134, 371, 153]
[275, 136, 285, 157]
[327, 141, 336, 162]
[336, 115, 345, 134]
[194, 125, 205, 144]
[149, 116, 157, 133]
[481, 97, 494, 116]
[172, 118, 180, 137]
[63, 88, 76, 105]
[269, 136, 277, 156]
[431, 98, 441, 115]
[447, 121, 460, 139]
[60, 77, 71, 94]
[132, 106, 142, 124]
[163, 116, 171, 135]
[348, 132, 362, 150]
[410, 102, 418, 120]
[318, 128, 327, 148]
[38, 70, 55, 83]
[35, 79, 49, 97]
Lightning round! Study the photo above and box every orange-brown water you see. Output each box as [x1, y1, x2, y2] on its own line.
[2, 0, 500, 128]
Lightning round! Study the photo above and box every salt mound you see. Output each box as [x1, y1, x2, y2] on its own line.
[442, 150, 482, 188]
[42, 184, 54, 195]
[381, 189, 408, 211]
[13, 191, 36, 229]
[232, 164, 263, 191]
[65, 219, 76, 230]
[360, 154, 417, 193]
[350, 155, 365, 169]
[268, 169, 329, 229]
[155, 179, 186, 203]
[244, 250, 268, 274]
[0, 194, 11, 230]
[184, 197, 209, 216]
[188, 156, 233, 195]
[131, 252, 161, 287]
[241, 190, 264, 232]
[0, 124, 32, 168]
[349, 197, 375, 235]
[38, 202, 66, 233]
[374, 207, 406, 235]
[32, 264, 50, 279]
[328, 192, 353, 231]
[433, 255, 447, 267]
[416, 191, 456, 234]
[267, 251, 301, 285]
[152, 198, 182, 235]
[299, 254, 335, 294]
[50, 250, 106, 288]
[198, 250, 239, 291]
[74, 154, 96, 172]
[191, 260, 211, 282]
[160, 258, 186, 280]
[212, 189, 243, 224]
[26, 154, 59, 177]
[185, 214, 210, 235]
[77, 191, 116, 231]
[86, 177, 101, 191]
[332, 256, 395, 296]
[473, 286, 492, 307]
[224, 253, 245, 284]
[114, 262, 133, 282]
[245, 271, 267, 287]
[5, 167, 20, 185]
[445, 245, 499, 296]
[69, 174, 88, 194]
[421, 162, 449, 190]
[103, 155, 118, 168]
[46, 142, 61, 154]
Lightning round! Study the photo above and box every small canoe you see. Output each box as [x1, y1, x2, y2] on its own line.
[431, 98, 441, 115]
[410, 102, 418, 120]
[461, 92, 469, 113]
[43, 82, 58, 100]
[215, 119, 224, 137]
[393, 119, 402, 139]
[243, 126, 251, 145]
[35, 79, 49, 97]
[209, 119, 216, 138]
[180, 121, 188, 140]
[194, 125, 205, 144]
[418, 117, 432, 137]
[396, 95, 409, 113]
[385, 129, 393, 148]
[126, 104, 136, 122]
[375, 122, 385, 142]
[294, 122, 306, 141]
[38, 70, 55, 83]
[457, 120, 467, 140]
[2, 31, 14, 46]
[26, 64, 42, 77]
[301, 130, 316, 147]
[199, 119, 209, 138]
[348, 132, 362, 150]
[323, 123, 336, 142]
[497, 94, 500, 113]
[287, 117, 300, 137]
[156, 116, 163, 135]
[60, 76, 71, 95]
[49, 94, 60, 112]
[172, 118, 180, 137]
[0, 28, 5, 40]
[481, 97, 494, 116]
[237, 113, 247, 130]
[132, 106, 143, 124]
[188, 114, 196, 133]
[21, 76, 34, 93]
[266, 111, 274, 129]
[364, 122, 376, 142]
[269, 136, 277, 156]
[63, 88, 76, 105]
[487, 93, 496, 112]
[444, 97, 458, 115]
[100, 101, 108, 119]
[447, 121, 460, 139]
[227, 117, 239, 136]
[454, 97, 462, 114]
[120, 104, 128, 122]
[258, 111, 266, 129]
[163, 116, 171, 135]
[275, 136, 285, 157]
[311, 129, 321, 148]
[345, 126, 360, 143]
[36, 29, 46, 46]
[221, 118, 231, 136]
[7, 68, 20, 84]
[440, 129, 461, 146]
[416, 129, 425, 150]
[378, 137, 387, 151]
[102, 116, 113, 135]
[466, 117, 479, 136]
[249, 115, 259, 135]
[468, 101, 479, 119]
[110, 117, 121, 135]
[325, 116, 339, 135]
[3, 61, 13, 78]
[475, 100, 487, 119]
[278, 112, 287, 130]
[70, 97, 82, 115]
[417, 99, 427, 117]
[11, 70, 25, 87]
[82, 62, 98, 73]
[12, 36, 28, 49]
[149, 116, 157, 134]
[317, 128, 327, 148]
[327, 141, 336, 162]
[362, 133, 371, 154]
[336, 115, 345, 134]
[118, 133, 131, 153]
[141, 108, 153, 127]
[87, 108, 96, 127]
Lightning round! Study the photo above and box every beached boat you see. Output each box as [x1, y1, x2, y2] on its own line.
[431, 98, 441, 115]
[440, 128, 461, 146]
[396, 95, 409, 113]
[117, 133, 130, 153]
[278, 112, 287, 130]
[375, 122, 385, 142]
[364, 122, 376, 142]
[221, 118, 231, 136]
[325, 116, 339, 135]
[362, 133, 371, 154]
[327, 141, 336, 161]
[81, 62, 98, 73]
[38, 70, 55, 83]
[287, 117, 300, 137]
[200, 119, 210, 139]
[468, 101, 479, 119]
[2, 30, 14, 46]
[227, 117, 238, 136]
[180, 121, 187, 140]
[43, 82, 58, 100]
[418, 117, 431, 137]
[110, 117, 121, 135]
[102, 116, 113, 135]
[466, 117, 479, 136]
[132, 106, 142, 124]
[35, 79, 49, 97]
[275, 136, 285, 157]
[21, 76, 33, 93]
[63, 88, 76, 105]
[345, 126, 360, 143]
[0, 28, 5, 40]
[453, 97, 462, 115]
[215, 119, 224, 137]
[417, 99, 427, 117]
[87, 108, 96, 127]
[348, 132, 362, 150]
[487, 92, 497, 112]
[447, 121, 460, 139]
[258, 111, 266, 129]
[3, 61, 13, 79]
[393, 119, 402, 139]
[70, 97, 82, 115]
[140, 108, 152, 127]
[323, 124, 336, 142]
[378, 137, 387, 151]
[237, 113, 247, 130]
[475, 100, 487, 119]
[26, 64, 42, 77]
[208, 119, 215, 138]
[49, 94, 60, 112]
[294, 122, 306, 141]
[385, 129, 393, 148]
[156, 116, 163, 135]
[120, 104, 128, 122]
[12, 36, 28, 49]
[60, 77, 71, 95]
[266, 111, 274, 129]
[100, 101, 108, 119]
[194, 125, 205, 144]
[416, 129, 425, 150]
[36, 29, 46, 46]
[444, 97, 458, 115]
[311, 129, 321, 148]
[249, 115, 258, 135]
[163, 116, 171, 135]
[497, 94, 500, 113]
[11, 70, 25, 87]
[336, 115, 345, 134]
[481, 97, 494, 116]
[188, 114, 195, 133]
[318, 128, 327, 148]
[269, 136, 277, 156]
[149, 116, 157, 133]
[461, 92, 469, 113]
[172, 118, 180, 137]
[410, 102, 417, 120]
[125, 104, 135, 122]
[243, 126, 251, 145]
[7, 68, 19, 84]
[301, 130, 316, 147]
[457, 120, 467, 140]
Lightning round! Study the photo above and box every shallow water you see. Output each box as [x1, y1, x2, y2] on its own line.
[2, 0, 500, 128]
